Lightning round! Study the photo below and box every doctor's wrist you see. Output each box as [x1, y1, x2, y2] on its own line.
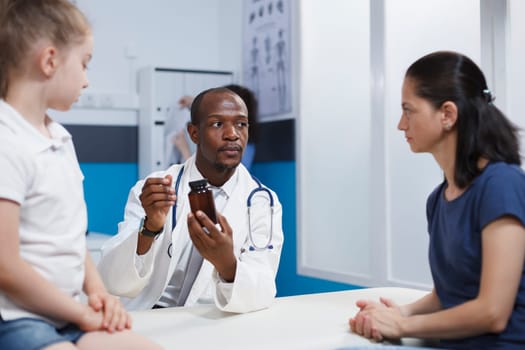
[216, 257, 237, 283]
[140, 216, 164, 236]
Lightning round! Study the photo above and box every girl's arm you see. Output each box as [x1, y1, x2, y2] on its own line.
[83, 251, 132, 332]
[0, 199, 102, 331]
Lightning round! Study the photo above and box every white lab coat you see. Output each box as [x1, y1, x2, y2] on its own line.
[98, 156, 283, 313]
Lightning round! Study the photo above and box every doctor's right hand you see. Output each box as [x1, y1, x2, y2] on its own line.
[139, 175, 176, 231]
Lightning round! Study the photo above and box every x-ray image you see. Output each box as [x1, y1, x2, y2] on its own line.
[243, 0, 292, 119]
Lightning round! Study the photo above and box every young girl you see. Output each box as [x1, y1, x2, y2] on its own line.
[0, 1, 161, 349]
[350, 51, 525, 349]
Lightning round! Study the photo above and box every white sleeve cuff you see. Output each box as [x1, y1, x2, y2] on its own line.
[134, 241, 156, 278]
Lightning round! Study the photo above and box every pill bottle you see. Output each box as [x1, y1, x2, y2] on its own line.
[188, 179, 218, 224]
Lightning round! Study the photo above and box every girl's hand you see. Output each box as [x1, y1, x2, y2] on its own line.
[88, 292, 132, 332]
[77, 304, 104, 332]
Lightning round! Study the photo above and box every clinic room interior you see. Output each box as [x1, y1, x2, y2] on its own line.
[42, 0, 525, 348]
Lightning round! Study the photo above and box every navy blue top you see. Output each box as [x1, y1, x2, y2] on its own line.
[427, 162, 525, 349]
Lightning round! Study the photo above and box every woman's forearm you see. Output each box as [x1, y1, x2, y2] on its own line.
[402, 289, 442, 316]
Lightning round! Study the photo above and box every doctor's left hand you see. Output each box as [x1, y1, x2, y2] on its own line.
[187, 211, 237, 282]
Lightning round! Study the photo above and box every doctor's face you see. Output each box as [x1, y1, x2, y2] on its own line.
[189, 90, 249, 172]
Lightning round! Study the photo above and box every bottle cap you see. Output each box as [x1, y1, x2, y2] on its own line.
[189, 179, 209, 189]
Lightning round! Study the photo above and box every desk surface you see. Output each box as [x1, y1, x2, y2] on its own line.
[131, 287, 434, 350]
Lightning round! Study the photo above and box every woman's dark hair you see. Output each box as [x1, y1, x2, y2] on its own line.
[406, 51, 521, 188]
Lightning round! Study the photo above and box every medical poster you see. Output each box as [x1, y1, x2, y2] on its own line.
[243, 0, 292, 119]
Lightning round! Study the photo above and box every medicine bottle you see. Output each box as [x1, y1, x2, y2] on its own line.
[188, 179, 218, 224]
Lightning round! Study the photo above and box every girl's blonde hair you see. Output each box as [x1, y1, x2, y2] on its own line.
[0, 0, 91, 98]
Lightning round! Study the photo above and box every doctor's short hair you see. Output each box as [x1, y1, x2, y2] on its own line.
[190, 87, 247, 125]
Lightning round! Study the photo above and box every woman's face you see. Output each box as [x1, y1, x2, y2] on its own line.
[398, 77, 445, 153]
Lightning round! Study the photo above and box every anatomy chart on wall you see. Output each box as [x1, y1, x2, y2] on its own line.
[243, 0, 292, 120]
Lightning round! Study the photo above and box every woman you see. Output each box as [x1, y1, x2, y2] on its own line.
[350, 51, 525, 349]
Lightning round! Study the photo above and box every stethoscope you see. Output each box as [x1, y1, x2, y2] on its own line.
[246, 176, 274, 251]
[167, 166, 274, 257]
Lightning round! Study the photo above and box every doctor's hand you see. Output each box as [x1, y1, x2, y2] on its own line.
[139, 175, 175, 231]
[187, 211, 237, 282]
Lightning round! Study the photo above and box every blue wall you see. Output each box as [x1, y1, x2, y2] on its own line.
[81, 162, 138, 234]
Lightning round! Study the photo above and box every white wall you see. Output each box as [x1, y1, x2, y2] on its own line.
[385, 0, 480, 287]
[507, 0, 525, 155]
[299, 0, 483, 289]
[298, 0, 372, 285]
[52, 0, 243, 125]
[80, 0, 242, 92]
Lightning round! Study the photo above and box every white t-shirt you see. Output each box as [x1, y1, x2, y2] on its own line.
[0, 100, 87, 325]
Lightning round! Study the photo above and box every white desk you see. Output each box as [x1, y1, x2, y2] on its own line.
[131, 287, 435, 350]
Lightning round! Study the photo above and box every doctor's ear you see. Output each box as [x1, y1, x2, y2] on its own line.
[187, 122, 199, 145]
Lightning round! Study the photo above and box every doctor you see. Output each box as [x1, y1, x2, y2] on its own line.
[98, 87, 283, 313]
